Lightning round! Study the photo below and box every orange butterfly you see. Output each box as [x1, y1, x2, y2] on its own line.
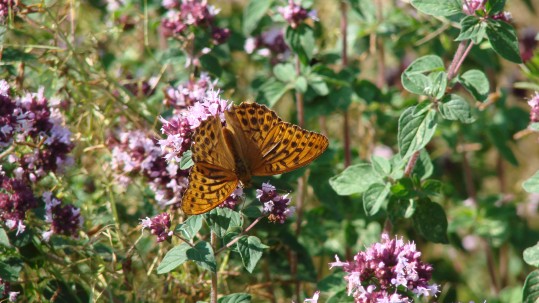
[181, 102, 328, 215]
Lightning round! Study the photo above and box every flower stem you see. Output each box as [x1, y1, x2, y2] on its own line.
[341, 1, 351, 167]
[215, 216, 263, 255]
[210, 231, 218, 303]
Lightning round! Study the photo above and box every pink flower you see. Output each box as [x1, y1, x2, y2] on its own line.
[329, 234, 439, 302]
[528, 92, 539, 123]
[141, 212, 173, 242]
[462, 0, 485, 15]
[256, 182, 295, 223]
[277, 0, 316, 29]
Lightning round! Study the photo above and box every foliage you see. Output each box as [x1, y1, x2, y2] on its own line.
[0, 0, 538, 302]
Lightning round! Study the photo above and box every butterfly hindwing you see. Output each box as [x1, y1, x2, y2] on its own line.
[182, 162, 238, 215]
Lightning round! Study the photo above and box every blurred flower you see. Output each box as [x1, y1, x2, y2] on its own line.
[164, 73, 215, 111]
[278, 0, 316, 29]
[462, 0, 485, 15]
[372, 145, 394, 160]
[0, 176, 38, 235]
[528, 92, 539, 123]
[0, 82, 74, 182]
[304, 291, 320, 303]
[462, 234, 481, 251]
[161, 0, 229, 45]
[105, 0, 125, 12]
[219, 187, 243, 210]
[256, 182, 295, 223]
[8, 291, 18, 302]
[109, 130, 190, 208]
[141, 212, 173, 242]
[329, 234, 439, 302]
[42, 192, 83, 241]
[520, 27, 538, 63]
[0, 0, 15, 20]
[1, 277, 10, 298]
[462, 0, 511, 22]
[491, 11, 512, 22]
[244, 28, 290, 64]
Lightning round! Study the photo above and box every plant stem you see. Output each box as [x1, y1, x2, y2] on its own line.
[215, 216, 263, 255]
[210, 232, 218, 303]
[292, 54, 304, 303]
[404, 150, 420, 177]
[374, 0, 386, 88]
[341, 1, 351, 167]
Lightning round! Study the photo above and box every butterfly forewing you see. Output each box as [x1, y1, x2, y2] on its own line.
[227, 103, 329, 176]
[191, 116, 235, 170]
[182, 162, 239, 215]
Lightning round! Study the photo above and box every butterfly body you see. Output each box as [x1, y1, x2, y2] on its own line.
[182, 102, 329, 215]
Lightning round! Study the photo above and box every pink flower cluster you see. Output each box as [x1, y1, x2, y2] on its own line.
[219, 187, 243, 210]
[330, 234, 439, 303]
[159, 87, 231, 162]
[256, 182, 295, 224]
[0, 176, 38, 235]
[245, 28, 290, 64]
[462, 0, 511, 22]
[161, 0, 230, 44]
[141, 212, 173, 242]
[0, 80, 74, 183]
[164, 73, 215, 111]
[278, 0, 317, 29]
[0, 278, 19, 302]
[529, 92, 539, 123]
[0, 0, 15, 20]
[109, 130, 189, 208]
[42, 192, 83, 241]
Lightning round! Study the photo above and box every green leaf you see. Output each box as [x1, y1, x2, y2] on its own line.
[186, 241, 217, 272]
[259, 78, 290, 107]
[371, 155, 391, 177]
[175, 215, 203, 240]
[273, 63, 296, 83]
[0, 259, 22, 281]
[530, 123, 539, 132]
[456, 16, 487, 44]
[218, 293, 252, 303]
[199, 54, 223, 76]
[459, 69, 490, 101]
[363, 183, 391, 216]
[295, 76, 308, 93]
[308, 75, 329, 96]
[0, 227, 10, 247]
[524, 243, 539, 267]
[413, 200, 449, 243]
[329, 164, 382, 196]
[413, 149, 433, 180]
[487, 125, 518, 166]
[438, 94, 475, 123]
[242, 205, 262, 218]
[523, 270, 539, 303]
[401, 55, 445, 96]
[243, 0, 272, 35]
[410, 0, 463, 16]
[237, 236, 268, 273]
[487, 0, 506, 14]
[157, 243, 190, 274]
[180, 150, 194, 170]
[398, 106, 438, 160]
[428, 71, 447, 99]
[486, 20, 522, 63]
[421, 179, 443, 195]
[285, 24, 315, 65]
[205, 208, 242, 238]
[523, 170, 539, 193]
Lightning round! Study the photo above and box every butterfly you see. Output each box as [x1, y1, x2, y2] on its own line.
[181, 102, 329, 215]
